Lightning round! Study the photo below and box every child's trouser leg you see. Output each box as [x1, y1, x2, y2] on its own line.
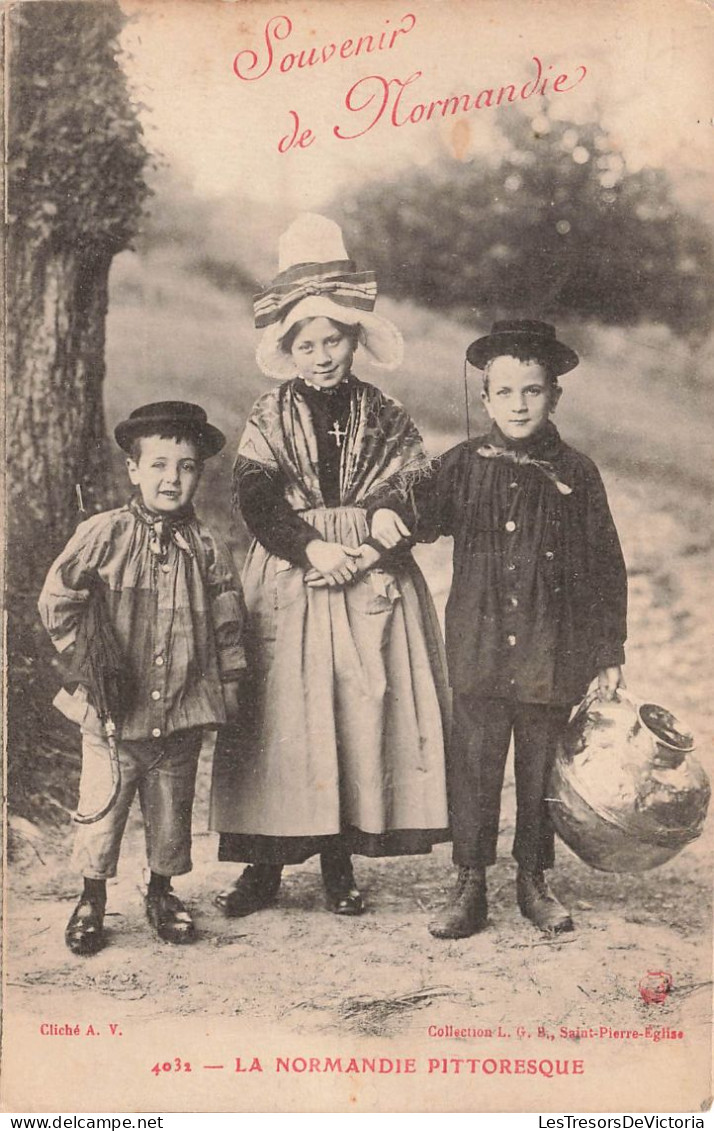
[512, 703, 571, 872]
[137, 728, 202, 877]
[449, 695, 513, 868]
[73, 732, 143, 879]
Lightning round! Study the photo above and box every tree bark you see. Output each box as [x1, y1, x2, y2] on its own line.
[6, 0, 149, 594]
[7, 236, 117, 593]
[5, 2, 149, 820]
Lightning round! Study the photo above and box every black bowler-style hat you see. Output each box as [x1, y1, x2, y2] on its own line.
[466, 320, 579, 376]
[114, 401, 226, 458]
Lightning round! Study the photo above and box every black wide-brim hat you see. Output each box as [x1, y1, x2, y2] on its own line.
[114, 401, 226, 458]
[466, 320, 579, 376]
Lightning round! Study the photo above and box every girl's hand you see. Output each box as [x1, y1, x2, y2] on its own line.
[304, 568, 328, 588]
[305, 540, 361, 586]
[371, 508, 411, 548]
[597, 666, 623, 701]
[305, 543, 381, 588]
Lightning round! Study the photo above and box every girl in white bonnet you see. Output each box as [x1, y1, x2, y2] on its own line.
[210, 213, 449, 916]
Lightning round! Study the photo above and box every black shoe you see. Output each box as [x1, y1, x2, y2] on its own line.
[320, 851, 364, 916]
[146, 889, 196, 944]
[65, 896, 106, 956]
[428, 867, 488, 939]
[214, 865, 282, 918]
[516, 868, 574, 934]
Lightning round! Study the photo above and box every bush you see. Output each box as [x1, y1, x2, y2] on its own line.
[337, 106, 714, 341]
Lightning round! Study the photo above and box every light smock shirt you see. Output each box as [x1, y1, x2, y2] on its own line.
[38, 501, 247, 741]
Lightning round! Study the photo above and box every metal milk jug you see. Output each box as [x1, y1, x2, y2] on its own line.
[548, 691, 710, 872]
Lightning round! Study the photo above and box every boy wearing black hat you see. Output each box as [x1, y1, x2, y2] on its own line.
[39, 402, 247, 955]
[372, 322, 627, 937]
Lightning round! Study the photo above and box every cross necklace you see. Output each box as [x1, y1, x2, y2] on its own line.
[328, 420, 349, 448]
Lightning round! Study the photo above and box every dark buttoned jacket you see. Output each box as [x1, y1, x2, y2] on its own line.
[412, 423, 627, 706]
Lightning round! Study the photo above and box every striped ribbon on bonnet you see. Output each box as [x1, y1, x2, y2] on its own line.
[253, 260, 378, 328]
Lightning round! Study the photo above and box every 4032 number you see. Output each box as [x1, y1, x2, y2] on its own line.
[151, 1059, 192, 1075]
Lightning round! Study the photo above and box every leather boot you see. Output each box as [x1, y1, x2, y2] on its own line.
[516, 868, 574, 934]
[65, 895, 106, 956]
[146, 888, 196, 944]
[320, 849, 364, 916]
[428, 867, 488, 939]
[214, 864, 282, 917]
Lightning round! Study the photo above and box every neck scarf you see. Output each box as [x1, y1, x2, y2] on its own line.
[236, 377, 432, 510]
[129, 496, 195, 558]
[477, 424, 573, 496]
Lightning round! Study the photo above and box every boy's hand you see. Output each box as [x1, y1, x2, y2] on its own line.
[354, 542, 381, 572]
[371, 508, 411, 549]
[597, 666, 623, 701]
[222, 680, 242, 720]
[305, 543, 381, 588]
[305, 540, 361, 586]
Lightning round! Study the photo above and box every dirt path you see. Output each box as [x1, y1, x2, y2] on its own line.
[5, 466, 712, 1108]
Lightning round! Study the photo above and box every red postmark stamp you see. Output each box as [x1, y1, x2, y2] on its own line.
[638, 971, 673, 1004]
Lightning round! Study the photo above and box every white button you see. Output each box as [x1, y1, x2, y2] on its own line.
[545, 551, 554, 560]
[507, 634, 517, 646]
[510, 596, 519, 607]
[510, 678, 516, 685]
[505, 520, 516, 532]
[161, 563, 171, 573]
[510, 481, 518, 489]
[155, 656, 165, 667]
[507, 563, 516, 571]
[151, 727, 162, 738]
[151, 690, 161, 701]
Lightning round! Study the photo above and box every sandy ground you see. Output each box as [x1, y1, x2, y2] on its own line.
[4, 464, 713, 1112]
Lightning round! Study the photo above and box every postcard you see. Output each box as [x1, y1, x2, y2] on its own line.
[3, 0, 713, 1114]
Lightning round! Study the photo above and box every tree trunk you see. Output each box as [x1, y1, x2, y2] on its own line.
[7, 236, 117, 595]
[5, 1, 149, 821]
[6, 0, 149, 593]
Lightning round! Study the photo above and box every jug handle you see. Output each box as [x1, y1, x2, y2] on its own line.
[575, 685, 643, 741]
[581, 683, 692, 768]
[579, 682, 638, 714]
